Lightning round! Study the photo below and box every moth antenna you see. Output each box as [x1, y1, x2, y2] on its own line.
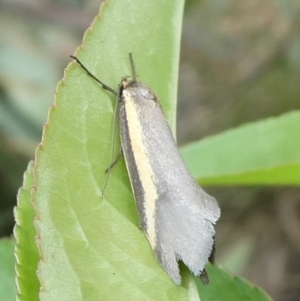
[70, 55, 118, 95]
[129, 53, 137, 82]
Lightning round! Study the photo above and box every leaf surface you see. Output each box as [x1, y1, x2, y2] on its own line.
[181, 112, 300, 186]
[32, 1, 194, 300]
[0, 238, 16, 301]
[14, 161, 40, 301]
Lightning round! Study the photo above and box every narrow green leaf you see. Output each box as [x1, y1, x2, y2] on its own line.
[197, 265, 272, 301]
[14, 161, 40, 301]
[0, 238, 16, 301]
[32, 1, 198, 300]
[181, 111, 300, 185]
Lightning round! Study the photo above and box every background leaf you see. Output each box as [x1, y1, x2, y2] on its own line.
[14, 161, 40, 301]
[0, 238, 16, 301]
[197, 265, 272, 301]
[181, 111, 300, 185]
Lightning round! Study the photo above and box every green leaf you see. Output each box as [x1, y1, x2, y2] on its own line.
[197, 265, 272, 301]
[14, 161, 40, 301]
[181, 111, 300, 185]
[18, 1, 275, 300]
[0, 238, 17, 301]
[32, 1, 197, 300]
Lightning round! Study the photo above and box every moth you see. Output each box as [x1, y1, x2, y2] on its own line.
[70, 54, 220, 285]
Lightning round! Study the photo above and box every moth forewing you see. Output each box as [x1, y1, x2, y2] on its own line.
[119, 80, 220, 284]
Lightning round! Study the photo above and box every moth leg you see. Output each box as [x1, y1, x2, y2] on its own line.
[101, 147, 123, 198]
[105, 147, 123, 173]
[199, 269, 210, 285]
[208, 238, 216, 264]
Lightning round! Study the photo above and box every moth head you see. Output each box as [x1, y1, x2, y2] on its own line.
[121, 76, 135, 89]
